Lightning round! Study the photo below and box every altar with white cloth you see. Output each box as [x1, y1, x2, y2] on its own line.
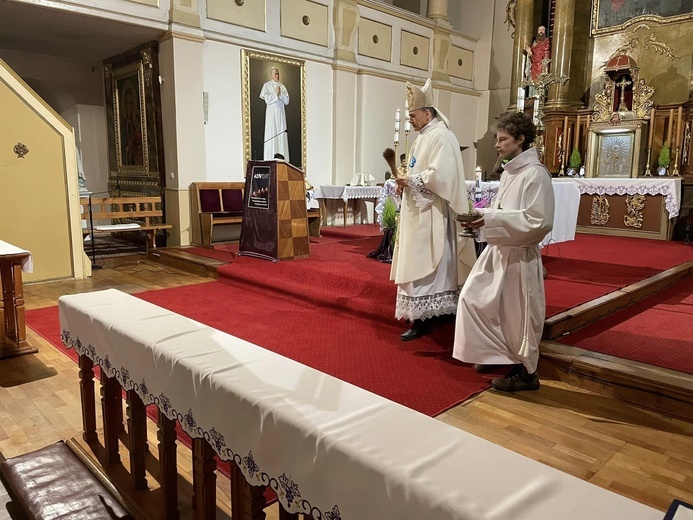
[0, 240, 37, 358]
[571, 177, 682, 240]
[464, 180, 581, 247]
[314, 185, 382, 227]
[59, 288, 662, 520]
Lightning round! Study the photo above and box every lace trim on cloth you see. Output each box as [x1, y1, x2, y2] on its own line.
[407, 174, 436, 210]
[395, 290, 460, 321]
[60, 330, 342, 519]
[576, 184, 679, 218]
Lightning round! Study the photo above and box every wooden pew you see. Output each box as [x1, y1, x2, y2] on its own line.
[81, 196, 172, 256]
[191, 182, 321, 246]
[191, 182, 245, 247]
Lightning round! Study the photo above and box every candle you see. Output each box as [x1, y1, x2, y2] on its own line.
[676, 106, 683, 146]
[405, 119, 411, 132]
[394, 131, 399, 143]
[667, 109, 674, 144]
[533, 98, 539, 123]
[475, 166, 482, 182]
[566, 126, 572, 155]
[563, 116, 568, 152]
[648, 109, 655, 148]
[517, 88, 525, 112]
[576, 114, 581, 151]
[395, 109, 400, 131]
[521, 54, 526, 81]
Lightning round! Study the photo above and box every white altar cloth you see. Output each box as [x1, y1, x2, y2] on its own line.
[314, 185, 382, 202]
[465, 180, 580, 246]
[571, 177, 682, 218]
[59, 289, 661, 520]
[0, 240, 33, 273]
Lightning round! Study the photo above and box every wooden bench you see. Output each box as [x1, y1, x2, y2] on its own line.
[191, 182, 322, 246]
[81, 196, 172, 255]
[191, 182, 245, 247]
[1, 440, 133, 519]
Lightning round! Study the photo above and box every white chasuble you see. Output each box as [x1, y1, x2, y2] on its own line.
[260, 80, 290, 161]
[453, 147, 554, 373]
[391, 119, 476, 321]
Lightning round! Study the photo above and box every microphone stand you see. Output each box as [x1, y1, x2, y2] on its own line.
[264, 128, 288, 144]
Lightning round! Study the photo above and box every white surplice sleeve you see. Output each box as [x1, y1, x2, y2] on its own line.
[481, 172, 555, 247]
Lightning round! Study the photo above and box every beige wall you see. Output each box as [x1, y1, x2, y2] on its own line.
[0, 59, 87, 282]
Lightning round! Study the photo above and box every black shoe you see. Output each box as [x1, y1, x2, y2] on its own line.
[400, 319, 431, 341]
[491, 365, 540, 392]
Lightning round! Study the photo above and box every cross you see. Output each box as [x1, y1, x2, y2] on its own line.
[616, 76, 632, 112]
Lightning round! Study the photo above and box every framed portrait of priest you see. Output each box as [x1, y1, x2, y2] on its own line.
[241, 50, 306, 172]
[591, 0, 693, 36]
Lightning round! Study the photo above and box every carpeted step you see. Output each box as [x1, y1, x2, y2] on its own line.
[555, 276, 693, 375]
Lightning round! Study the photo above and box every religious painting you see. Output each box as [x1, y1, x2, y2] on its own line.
[596, 132, 635, 177]
[592, 0, 693, 36]
[111, 62, 149, 175]
[242, 50, 306, 172]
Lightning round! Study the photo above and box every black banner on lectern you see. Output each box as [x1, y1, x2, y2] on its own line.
[239, 162, 279, 261]
[248, 167, 270, 209]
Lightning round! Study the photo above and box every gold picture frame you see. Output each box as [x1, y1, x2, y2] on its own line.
[111, 61, 149, 176]
[591, 0, 693, 36]
[241, 49, 306, 172]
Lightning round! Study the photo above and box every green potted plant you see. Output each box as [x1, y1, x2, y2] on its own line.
[657, 142, 670, 176]
[368, 198, 398, 263]
[568, 149, 581, 176]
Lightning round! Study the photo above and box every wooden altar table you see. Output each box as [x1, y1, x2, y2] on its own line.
[571, 177, 682, 240]
[59, 289, 662, 520]
[314, 185, 382, 228]
[0, 241, 37, 359]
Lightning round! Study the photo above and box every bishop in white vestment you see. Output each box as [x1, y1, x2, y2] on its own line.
[260, 67, 290, 161]
[453, 113, 554, 391]
[391, 79, 476, 341]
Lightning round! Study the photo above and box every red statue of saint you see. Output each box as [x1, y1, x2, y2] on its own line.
[524, 25, 551, 81]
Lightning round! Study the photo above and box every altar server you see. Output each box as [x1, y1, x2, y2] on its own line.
[453, 113, 554, 392]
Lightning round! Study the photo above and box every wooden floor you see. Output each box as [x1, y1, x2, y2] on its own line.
[2, 255, 692, 516]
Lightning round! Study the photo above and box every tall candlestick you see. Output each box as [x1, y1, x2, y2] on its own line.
[563, 116, 568, 152]
[676, 106, 683, 146]
[395, 109, 400, 132]
[521, 54, 526, 81]
[667, 109, 674, 144]
[533, 98, 540, 124]
[648, 109, 655, 148]
[576, 115, 581, 152]
[394, 131, 399, 143]
[405, 119, 411, 132]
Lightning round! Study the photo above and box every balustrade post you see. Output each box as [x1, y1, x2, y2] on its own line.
[157, 411, 180, 520]
[78, 354, 97, 442]
[126, 389, 148, 490]
[101, 374, 121, 464]
[192, 438, 217, 519]
[230, 462, 267, 520]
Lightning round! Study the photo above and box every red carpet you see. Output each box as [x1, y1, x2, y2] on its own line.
[556, 276, 693, 374]
[26, 232, 490, 416]
[543, 235, 692, 317]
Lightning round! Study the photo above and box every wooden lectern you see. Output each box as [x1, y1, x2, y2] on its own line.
[239, 161, 310, 261]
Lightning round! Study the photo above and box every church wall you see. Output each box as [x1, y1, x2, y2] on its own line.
[61, 105, 110, 194]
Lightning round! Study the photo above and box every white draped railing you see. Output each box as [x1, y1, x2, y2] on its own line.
[59, 289, 662, 520]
